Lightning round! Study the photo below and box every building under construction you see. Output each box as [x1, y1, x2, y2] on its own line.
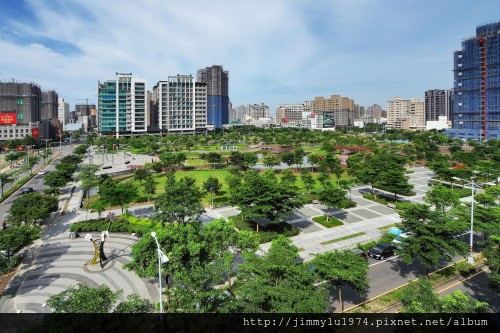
[196, 65, 229, 128]
[0, 81, 42, 125]
[0, 81, 62, 141]
[447, 22, 500, 140]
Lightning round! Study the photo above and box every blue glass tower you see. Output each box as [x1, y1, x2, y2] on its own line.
[197, 65, 229, 128]
[447, 22, 500, 140]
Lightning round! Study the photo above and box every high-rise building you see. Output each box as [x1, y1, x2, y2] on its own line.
[98, 73, 147, 136]
[366, 104, 384, 123]
[154, 75, 207, 134]
[249, 103, 269, 120]
[41, 90, 58, 119]
[230, 105, 248, 124]
[309, 94, 355, 128]
[425, 89, 451, 122]
[197, 65, 229, 128]
[447, 22, 500, 139]
[276, 104, 304, 126]
[387, 97, 425, 130]
[57, 98, 70, 129]
[0, 82, 42, 125]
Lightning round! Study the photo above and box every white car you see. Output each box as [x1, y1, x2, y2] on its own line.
[38, 170, 46, 175]
[392, 233, 410, 250]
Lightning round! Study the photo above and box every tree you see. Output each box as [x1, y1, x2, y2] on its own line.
[8, 193, 58, 226]
[280, 169, 296, 185]
[154, 177, 205, 223]
[398, 204, 469, 275]
[78, 164, 101, 219]
[440, 290, 489, 313]
[483, 235, 500, 287]
[43, 171, 68, 190]
[44, 284, 154, 313]
[133, 168, 149, 186]
[262, 153, 281, 168]
[143, 175, 157, 202]
[231, 236, 328, 312]
[300, 169, 315, 194]
[374, 167, 414, 200]
[311, 250, 369, 313]
[113, 294, 155, 313]
[424, 184, 460, 212]
[293, 147, 306, 171]
[0, 172, 14, 197]
[99, 178, 137, 214]
[399, 279, 489, 313]
[203, 176, 222, 208]
[280, 151, 296, 168]
[242, 152, 258, 169]
[201, 152, 223, 169]
[0, 225, 40, 259]
[126, 219, 257, 313]
[399, 278, 442, 313]
[228, 151, 244, 169]
[229, 170, 304, 228]
[318, 186, 346, 221]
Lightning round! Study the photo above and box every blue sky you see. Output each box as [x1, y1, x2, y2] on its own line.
[1, 0, 499, 115]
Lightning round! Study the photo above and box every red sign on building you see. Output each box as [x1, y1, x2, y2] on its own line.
[31, 128, 39, 138]
[0, 112, 17, 125]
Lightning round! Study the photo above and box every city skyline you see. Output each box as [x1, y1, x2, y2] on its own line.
[0, 0, 499, 115]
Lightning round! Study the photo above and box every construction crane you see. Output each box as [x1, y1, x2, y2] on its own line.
[54, 117, 63, 149]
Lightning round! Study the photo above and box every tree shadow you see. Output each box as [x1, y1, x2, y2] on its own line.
[460, 271, 500, 313]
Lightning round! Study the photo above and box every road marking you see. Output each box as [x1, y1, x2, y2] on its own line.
[3, 213, 8, 217]
[368, 255, 400, 267]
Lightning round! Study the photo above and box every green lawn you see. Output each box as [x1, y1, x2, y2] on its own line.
[89, 167, 357, 209]
[312, 215, 343, 228]
[320, 232, 366, 245]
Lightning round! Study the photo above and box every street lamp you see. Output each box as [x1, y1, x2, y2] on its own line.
[151, 232, 169, 313]
[455, 176, 483, 264]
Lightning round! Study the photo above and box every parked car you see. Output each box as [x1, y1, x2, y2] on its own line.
[392, 233, 410, 250]
[21, 187, 34, 194]
[367, 243, 395, 260]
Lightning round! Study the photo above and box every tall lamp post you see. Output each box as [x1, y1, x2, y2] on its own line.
[455, 176, 483, 264]
[151, 232, 169, 313]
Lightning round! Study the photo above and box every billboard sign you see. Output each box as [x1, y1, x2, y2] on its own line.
[0, 112, 17, 125]
[31, 128, 39, 138]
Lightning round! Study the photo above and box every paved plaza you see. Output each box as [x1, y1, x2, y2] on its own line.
[0, 164, 440, 313]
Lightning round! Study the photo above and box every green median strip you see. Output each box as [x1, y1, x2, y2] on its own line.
[320, 232, 366, 246]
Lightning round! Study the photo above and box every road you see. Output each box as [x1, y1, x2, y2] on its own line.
[330, 252, 500, 313]
[0, 146, 73, 224]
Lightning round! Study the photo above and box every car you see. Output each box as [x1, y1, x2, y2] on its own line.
[21, 187, 34, 194]
[392, 233, 410, 250]
[348, 248, 367, 258]
[367, 243, 395, 260]
[38, 170, 46, 175]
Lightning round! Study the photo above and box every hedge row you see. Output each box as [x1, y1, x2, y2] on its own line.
[69, 218, 151, 236]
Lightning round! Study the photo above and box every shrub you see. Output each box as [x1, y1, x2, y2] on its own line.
[0, 254, 23, 275]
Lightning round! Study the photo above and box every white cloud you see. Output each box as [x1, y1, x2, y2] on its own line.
[1, 0, 499, 113]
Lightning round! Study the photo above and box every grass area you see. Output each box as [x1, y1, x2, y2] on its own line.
[377, 223, 401, 231]
[88, 168, 356, 210]
[320, 232, 366, 246]
[312, 215, 343, 228]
